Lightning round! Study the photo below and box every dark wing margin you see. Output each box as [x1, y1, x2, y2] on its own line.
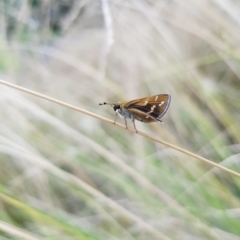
[156, 94, 171, 120]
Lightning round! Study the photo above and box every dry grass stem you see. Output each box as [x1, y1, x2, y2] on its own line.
[0, 79, 240, 180]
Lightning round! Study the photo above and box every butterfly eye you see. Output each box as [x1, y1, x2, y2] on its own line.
[113, 105, 120, 111]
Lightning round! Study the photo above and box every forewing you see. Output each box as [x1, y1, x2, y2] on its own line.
[125, 94, 171, 121]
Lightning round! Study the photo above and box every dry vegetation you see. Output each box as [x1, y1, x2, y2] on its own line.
[0, 0, 240, 239]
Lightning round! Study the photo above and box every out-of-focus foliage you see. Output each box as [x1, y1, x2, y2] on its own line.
[0, 0, 240, 239]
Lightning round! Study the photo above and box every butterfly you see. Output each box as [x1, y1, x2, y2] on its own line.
[99, 94, 171, 132]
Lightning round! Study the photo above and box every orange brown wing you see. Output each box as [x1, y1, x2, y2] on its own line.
[125, 94, 171, 122]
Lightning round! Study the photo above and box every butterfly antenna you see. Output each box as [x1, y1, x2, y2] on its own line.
[99, 102, 112, 106]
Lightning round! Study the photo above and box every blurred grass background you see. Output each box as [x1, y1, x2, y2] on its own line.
[0, 0, 240, 239]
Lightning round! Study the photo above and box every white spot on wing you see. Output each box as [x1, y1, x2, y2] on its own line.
[151, 105, 156, 111]
[155, 96, 158, 101]
[159, 101, 164, 107]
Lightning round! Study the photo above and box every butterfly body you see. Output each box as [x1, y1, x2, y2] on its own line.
[100, 94, 171, 132]
[114, 103, 153, 123]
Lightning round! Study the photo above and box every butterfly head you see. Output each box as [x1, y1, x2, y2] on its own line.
[99, 102, 121, 113]
[113, 104, 121, 112]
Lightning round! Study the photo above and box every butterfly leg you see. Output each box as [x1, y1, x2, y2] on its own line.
[113, 113, 118, 124]
[124, 117, 128, 129]
[132, 117, 138, 133]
